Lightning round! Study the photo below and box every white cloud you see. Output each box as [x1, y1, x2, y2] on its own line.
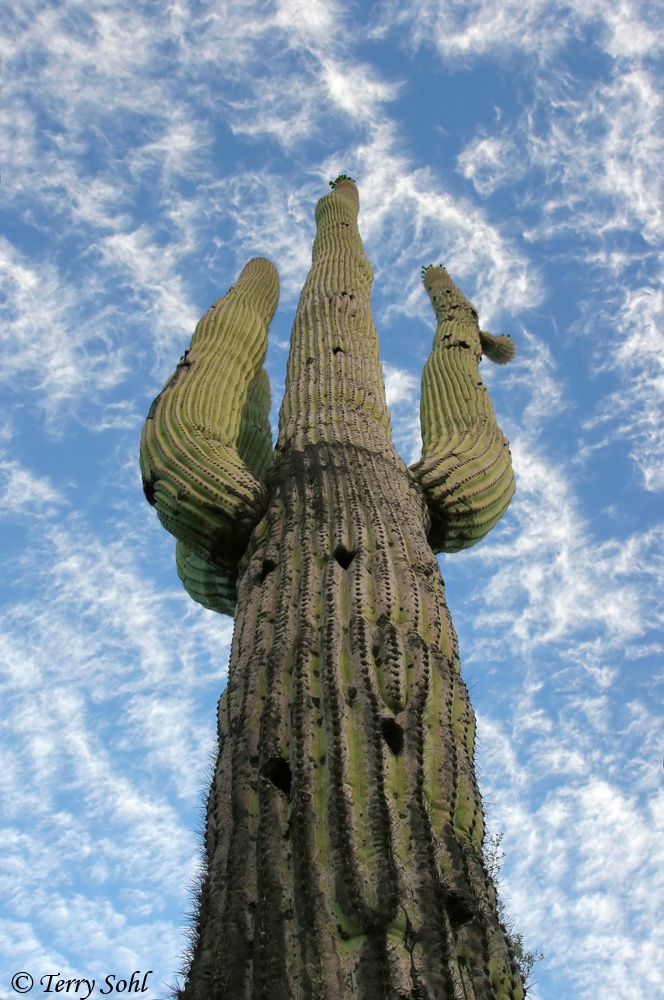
[317, 126, 543, 325]
[0, 895, 184, 1000]
[375, 0, 664, 65]
[483, 768, 664, 1000]
[373, 0, 573, 61]
[273, 0, 339, 42]
[457, 134, 524, 198]
[320, 58, 402, 121]
[0, 239, 130, 426]
[500, 330, 565, 428]
[382, 362, 419, 407]
[0, 459, 66, 518]
[587, 279, 664, 491]
[382, 362, 422, 464]
[0, 508, 232, 986]
[213, 170, 317, 300]
[97, 225, 199, 361]
[449, 10, 664, 497]
[455, 67, 663, 252]
[522, 66, 663, 246]
[462, 435, 663, 652]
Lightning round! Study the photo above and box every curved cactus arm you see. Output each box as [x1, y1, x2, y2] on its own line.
[479, 329, 517, 364]
[175, 364, 275, 617]
[409, 265, 516, 553]
[140, 257, 279, 573]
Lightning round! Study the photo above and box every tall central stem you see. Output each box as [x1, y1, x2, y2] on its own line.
[277, 179, 392, 453]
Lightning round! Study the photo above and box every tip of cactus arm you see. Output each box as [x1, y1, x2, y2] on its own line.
[238, 256, 279, 282]
[479, 330, 517, 364]
[233, 257, 280, 318]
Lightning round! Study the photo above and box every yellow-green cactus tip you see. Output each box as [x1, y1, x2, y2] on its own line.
[329, 173, 356, 188]
[237, 255, 279, 290]
[329, 176, 359, 209]
[239, 256, 278, 279]
[235, 256, 280, 320]
[479, 330, 517, 364]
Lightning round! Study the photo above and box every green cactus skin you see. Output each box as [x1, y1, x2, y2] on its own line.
[141, 182, 523, 999]
[410, 266, 516, 554]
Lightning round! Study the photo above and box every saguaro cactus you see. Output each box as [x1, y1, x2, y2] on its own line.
[140, 178, 522, 999]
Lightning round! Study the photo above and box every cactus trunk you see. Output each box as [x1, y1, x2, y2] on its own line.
[142, 180, 522, 999]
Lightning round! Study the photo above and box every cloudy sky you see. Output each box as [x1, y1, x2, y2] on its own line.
[1, 1, 663, 997]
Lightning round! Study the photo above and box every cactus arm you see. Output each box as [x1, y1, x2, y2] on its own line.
[479, 329, 517, 364]
[140, 257, 279, 573]
[175, 364, 275, 616]
[409, 266, 516, 553]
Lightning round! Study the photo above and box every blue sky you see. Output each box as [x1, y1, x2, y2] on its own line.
[1, 1, 663, 998]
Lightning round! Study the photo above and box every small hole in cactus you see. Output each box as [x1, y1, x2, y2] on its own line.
[333, 545, 355, 569]
[260, 756, 292, 797]
[445, 891, 475, 929]
[258, 559, 277, 582]
[332, 346, 344, 355]
[380, 718, 404, 756]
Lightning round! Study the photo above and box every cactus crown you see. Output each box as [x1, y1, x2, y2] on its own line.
[329, 173, 356, 188]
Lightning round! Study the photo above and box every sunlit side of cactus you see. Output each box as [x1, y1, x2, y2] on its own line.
[140, 179, 522, 999]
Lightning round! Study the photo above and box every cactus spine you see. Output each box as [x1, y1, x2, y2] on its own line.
[140, 179, 522, 999]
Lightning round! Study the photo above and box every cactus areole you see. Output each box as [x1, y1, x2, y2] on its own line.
[140, 178, 522, 999]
